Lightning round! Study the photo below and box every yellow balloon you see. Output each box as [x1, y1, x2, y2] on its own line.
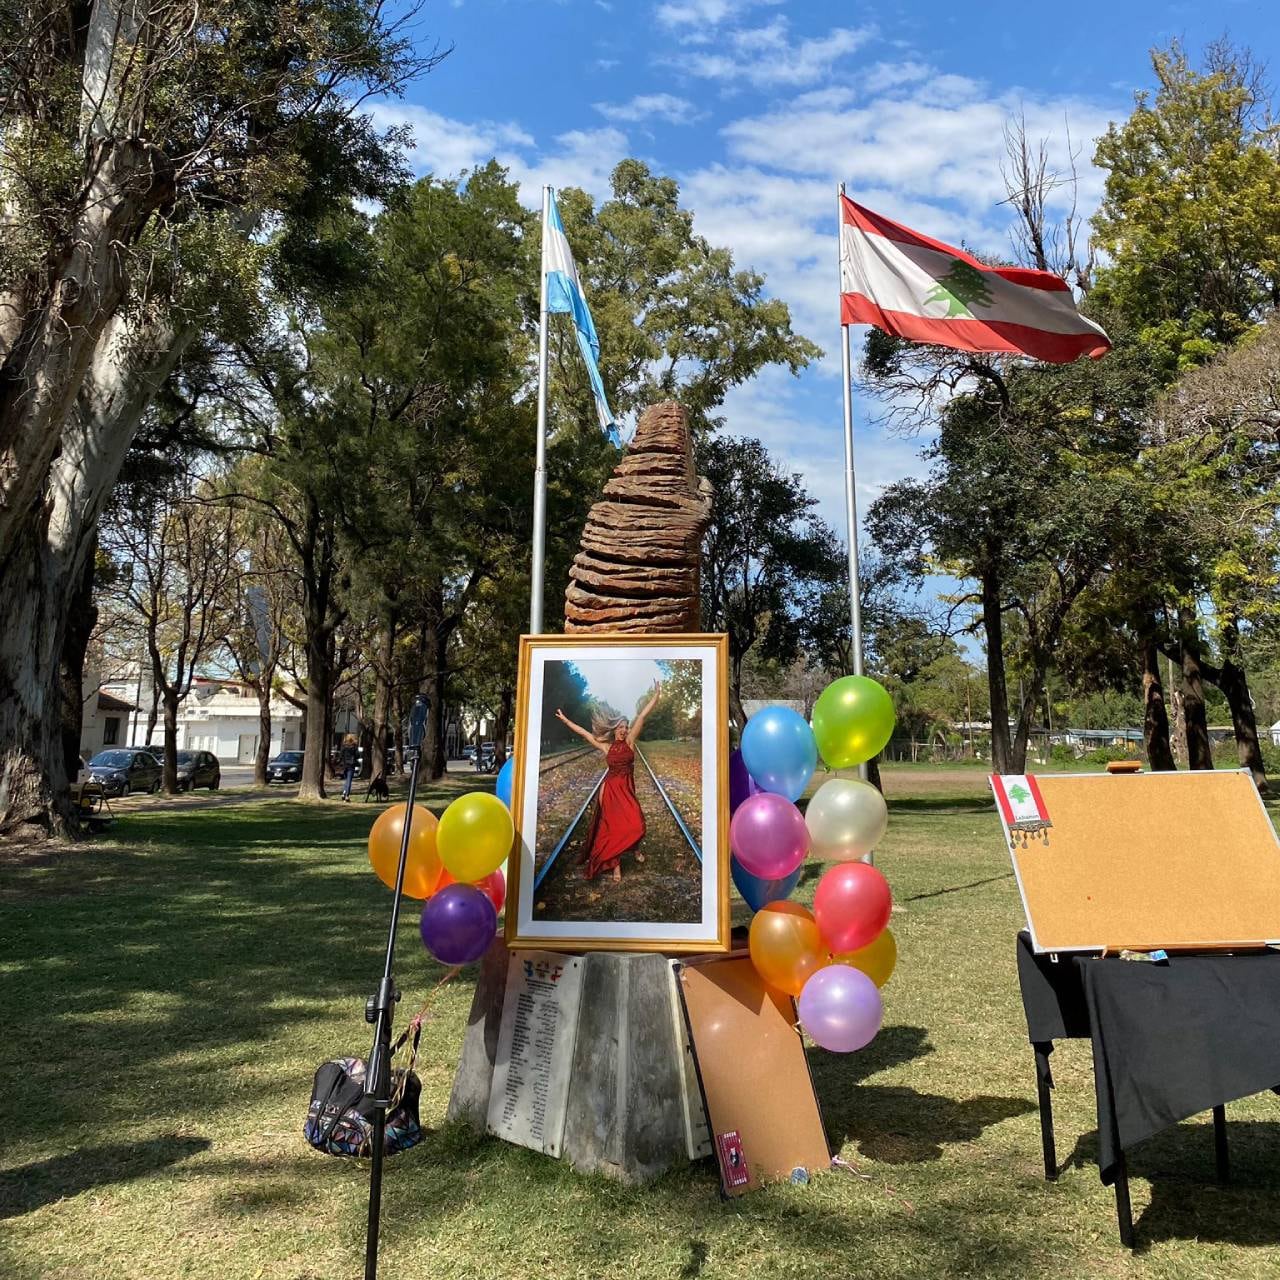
[833, 927, 897, 989]
[437, 791, 514, 882]
[748, 901, 830, 996]
[367, 803, 441, 899]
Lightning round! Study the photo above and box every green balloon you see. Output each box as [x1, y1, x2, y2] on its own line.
[812, 676, 895, 768]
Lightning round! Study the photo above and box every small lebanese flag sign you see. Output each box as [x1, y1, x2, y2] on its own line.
[991, 774, 1053, 848]
[839, 195, 1111, 364]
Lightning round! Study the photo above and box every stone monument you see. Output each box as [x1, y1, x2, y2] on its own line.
[447, 400, 716, 1184]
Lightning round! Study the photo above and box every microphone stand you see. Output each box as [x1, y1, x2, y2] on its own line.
[363, 693, 429, 1280]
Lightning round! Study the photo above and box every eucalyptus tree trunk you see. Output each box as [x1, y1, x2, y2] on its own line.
[1140, 634, 1176, 771]
[980, 569, 1013, 774]
[255, 684, 272, 785]
[1178, 610, 1214, 771]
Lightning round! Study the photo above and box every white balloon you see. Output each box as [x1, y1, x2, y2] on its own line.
[804, 778, 888, 861]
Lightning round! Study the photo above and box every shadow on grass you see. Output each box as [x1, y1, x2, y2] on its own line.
[0, 802, 468, 1156]
[810, 1024, 1036, 1164]
[887, 797, 995, 815]
[1061, 1118, 1280, 1247]
[0, 1136, 211, 1218]
[903, 872, 1014, 903]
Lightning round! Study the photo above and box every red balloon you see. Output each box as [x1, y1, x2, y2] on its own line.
[813, 862, 892, 953]
[434, 866, 506, 913]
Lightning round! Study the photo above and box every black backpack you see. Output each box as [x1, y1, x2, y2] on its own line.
[304, 1020, 423, 1158]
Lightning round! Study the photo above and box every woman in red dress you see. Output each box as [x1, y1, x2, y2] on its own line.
[555, 684, 663, 882]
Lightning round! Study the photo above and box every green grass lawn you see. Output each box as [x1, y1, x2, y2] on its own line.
[3, 772, 1280, 1279]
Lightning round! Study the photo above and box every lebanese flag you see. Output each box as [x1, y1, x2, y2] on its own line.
[839, 195, 1110, 363]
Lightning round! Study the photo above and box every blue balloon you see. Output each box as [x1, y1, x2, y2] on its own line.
[740, 705, 817, 802]
[731, 855, 803, 913]
[495, 757, 514, 810]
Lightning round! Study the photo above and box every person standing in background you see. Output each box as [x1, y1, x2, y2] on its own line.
[340, 734, 358, 801]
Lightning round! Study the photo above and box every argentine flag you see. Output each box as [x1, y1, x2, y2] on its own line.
[543, 190, 620, 446]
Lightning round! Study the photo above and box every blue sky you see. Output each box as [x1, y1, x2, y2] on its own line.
[376, 0, 1278, 554]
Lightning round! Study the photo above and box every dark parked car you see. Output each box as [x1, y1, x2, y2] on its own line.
[267, 750, 304, 783]
[86, 749, 162, 796]
[175, 750, 221, 792]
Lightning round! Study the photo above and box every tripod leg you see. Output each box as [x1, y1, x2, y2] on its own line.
[365, 1106, 387, 1280]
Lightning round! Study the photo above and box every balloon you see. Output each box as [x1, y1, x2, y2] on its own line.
[728, 748, 761, 814]
[730, 791, 809, 880]
[367, 803, 442, 899]
[731, 856, 802, 912]
[798, 964, 883, 1052]
[495, 757, 515, 810]
[811, 676, 896, 769]
[437, 791, 514, 882]
[748, 901, 829, 996]
[805, 778, 888, 861]
[740, 706, 817, 801]
[833, 927, 897, 989]
[435, 865, 506, 914]
[420, 883, 497, 965]
[813, 862, 892, 954]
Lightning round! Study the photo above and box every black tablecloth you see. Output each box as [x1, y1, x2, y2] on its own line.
[1016, 932, 1280, 1183]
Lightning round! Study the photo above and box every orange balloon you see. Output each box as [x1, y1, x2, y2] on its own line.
[833, 927, 897, 989]
[748, 900, 829, 996]
[368, 803, 441, 899]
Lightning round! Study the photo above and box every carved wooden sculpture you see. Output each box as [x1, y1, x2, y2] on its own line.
[564, 400, 712, 633]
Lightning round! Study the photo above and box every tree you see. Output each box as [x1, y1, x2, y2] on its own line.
[0, 0, 434, 835]
[697, 434, 844, 731]
[98, 473, 237, 792]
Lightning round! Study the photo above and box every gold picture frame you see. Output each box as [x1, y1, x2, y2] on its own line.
[506, 632, 730, 953]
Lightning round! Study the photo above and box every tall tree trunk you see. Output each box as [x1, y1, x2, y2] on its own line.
[300, 625, 332, 799]
[980, 569, 1012, 773]
[371, 615, 395, 780]
[728, 647, 747, 739]
[1203, 622, 1267, 793]
[162, 692, 180, 793]
[1140, 633, 1176, 771]
[1178, 610, 1214, 771]
[493, 688, 514, 766]
[255, 682, 271, 786]
[60, 539, 98, 780]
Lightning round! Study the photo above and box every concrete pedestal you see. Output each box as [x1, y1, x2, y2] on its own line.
[447, 943, 706, 1184]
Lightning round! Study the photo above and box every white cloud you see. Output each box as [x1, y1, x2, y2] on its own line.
[861, 59, 933, 94]
[666, 17, 876, 88]
[368, 102, 533, 178]
[655, 0, 779, 29]
[511, 127, 630, 203]
[594, 93, 698, 125]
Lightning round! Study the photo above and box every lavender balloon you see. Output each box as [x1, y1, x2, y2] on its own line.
[798, 964, 883, 1053]
[730, 791, 809, 880]
[728, 748, 761, 815]
[420, 883, 497, 965]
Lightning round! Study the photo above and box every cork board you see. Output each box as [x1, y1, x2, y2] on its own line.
[993, 769, 1280, 953]
[675, 955, 830, 1195]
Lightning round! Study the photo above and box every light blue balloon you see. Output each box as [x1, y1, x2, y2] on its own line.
[495, 757, 514, 811]
[730, 856, 802, 913]
[740, 705, 817, 802]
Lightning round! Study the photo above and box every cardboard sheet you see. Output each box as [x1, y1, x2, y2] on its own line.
[675, 955, 829, 1195]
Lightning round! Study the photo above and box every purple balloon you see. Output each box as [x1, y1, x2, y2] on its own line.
[730, 791, 809, 880]
[798, 964, 883, 1053]
[728, 748, 761, 814]
[420, 884, 497, 965]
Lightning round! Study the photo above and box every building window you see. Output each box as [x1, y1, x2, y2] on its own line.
[103, 717, 120, 745]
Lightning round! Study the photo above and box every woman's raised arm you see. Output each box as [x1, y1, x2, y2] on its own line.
[628, 683, 663, 746]
[555, 708, 609, 754]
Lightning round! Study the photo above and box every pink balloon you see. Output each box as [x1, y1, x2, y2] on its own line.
[813, 862, 892, 953]
[798, 964, 883, 1052]
[730, 791, 809, 880]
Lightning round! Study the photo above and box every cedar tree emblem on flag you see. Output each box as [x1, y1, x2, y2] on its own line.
[992, 774, 1053, 849]
[840, 196, 1110, 363]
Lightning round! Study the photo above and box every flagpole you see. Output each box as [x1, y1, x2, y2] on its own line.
[530, 184, 552, 635]
[838, 183, 870, 788]
[837, 183, 866, 679]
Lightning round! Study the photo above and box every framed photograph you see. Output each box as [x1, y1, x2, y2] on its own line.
[507, 633, 730, 953]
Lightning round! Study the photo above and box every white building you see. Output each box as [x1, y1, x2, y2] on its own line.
[86, 666, 303, 764]
[177, 678, 303, 762]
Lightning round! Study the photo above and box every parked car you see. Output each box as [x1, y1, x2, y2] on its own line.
[175, 750, 221, 792]
[85, 749, 162, 796]
[462, 745, 477, 761]
[267, 750, 305, 783]
[476, 741, 497, 772]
